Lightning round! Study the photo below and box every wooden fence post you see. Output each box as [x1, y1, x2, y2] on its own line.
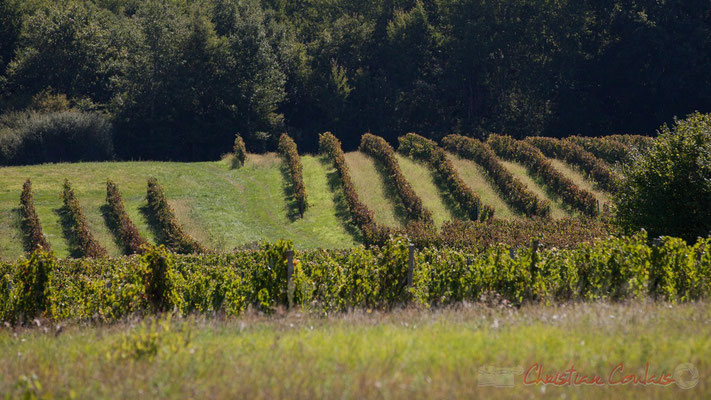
[407, 243, 415, 287]
[286, 249, 294, 307]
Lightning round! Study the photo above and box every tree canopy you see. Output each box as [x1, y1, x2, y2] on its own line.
[1, 0, 710, 160]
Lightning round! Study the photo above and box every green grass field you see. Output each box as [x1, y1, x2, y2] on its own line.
[0, 148, 616, 260]
[0, 154, 357, 260]
[2, 302, 707, 399]
[395, 154, 457, 227]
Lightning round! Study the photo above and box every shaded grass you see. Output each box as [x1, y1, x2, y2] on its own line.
[499, 160, 571, 219]
[1, 302, 708, 399]
[549, 158, 611, 206]
[447, 153, 518, 220]
[344, 151, 405, 228]
[0, 155, 356, 259]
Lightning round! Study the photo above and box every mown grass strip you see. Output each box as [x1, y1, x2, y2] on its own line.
[318, 132, 390, 245]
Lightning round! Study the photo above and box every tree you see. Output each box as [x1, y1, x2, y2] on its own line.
[614, 112, 711, 243]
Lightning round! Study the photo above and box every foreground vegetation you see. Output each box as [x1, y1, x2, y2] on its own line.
[1, 233, 709, 324]
[1, 302, 708, 398]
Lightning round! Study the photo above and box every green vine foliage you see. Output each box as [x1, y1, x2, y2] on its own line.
[106, 179, 149, 254]
[1, 233, 709, 324]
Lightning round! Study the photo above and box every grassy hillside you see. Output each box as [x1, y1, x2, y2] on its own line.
[343, 152, 405, 228]
[395, 154, 457, 227]
[499, 160, 571, 219]
[0, 154, 356, 260]
[446, 153, 518, 220]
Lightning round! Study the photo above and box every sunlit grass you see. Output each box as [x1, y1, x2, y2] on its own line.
[1, 302, 708, 399]
[395, 154, 457, 227]
[447, 153, 518, 220]
[344, 151, 405, 228]
[0, 154, 357, 260]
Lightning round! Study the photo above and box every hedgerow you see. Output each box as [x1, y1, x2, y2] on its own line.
[1, 232, 709, 323]
[106, 179, 149, 255]
[278, 133, 308, 218]
[145, 178, 205, 254]
[525, 136, 620, 192]
[442, 134, 550, 217]
[487, 134, 598, 216]
[398, 133, 494, 221]
[19, 179, 51, 252]
[61, 179, 107, 258]
[319, 132, 391, 245]
[566, 136, 629, 165]
[360, 133, 433, 225]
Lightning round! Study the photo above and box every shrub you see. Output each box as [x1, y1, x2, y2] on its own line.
[232, 134, 247, 168]
[607, 134, 655, 151]
[146, 178, 205, 254]
[442, 134, 550, 217]
[61, 179, 107, 258]
[19, 178, 51, 252]
[526, 136, 620, 192]
[106, 179, 149, 255]
[278, 133, 308, 218]
[488, 134, 598, 216]
[360, 133, 433, 224]
[614, 112, 711, 242]
[319, 132, 391, 245]
[0, 111, 113, 165]
[398, 133, 494, 221]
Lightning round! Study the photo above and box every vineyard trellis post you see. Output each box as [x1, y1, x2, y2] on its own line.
[407, 244, 415, 288]
[286, 249, 294, 307]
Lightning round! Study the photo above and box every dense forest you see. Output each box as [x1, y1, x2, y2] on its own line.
[1, 0, 710, 162]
